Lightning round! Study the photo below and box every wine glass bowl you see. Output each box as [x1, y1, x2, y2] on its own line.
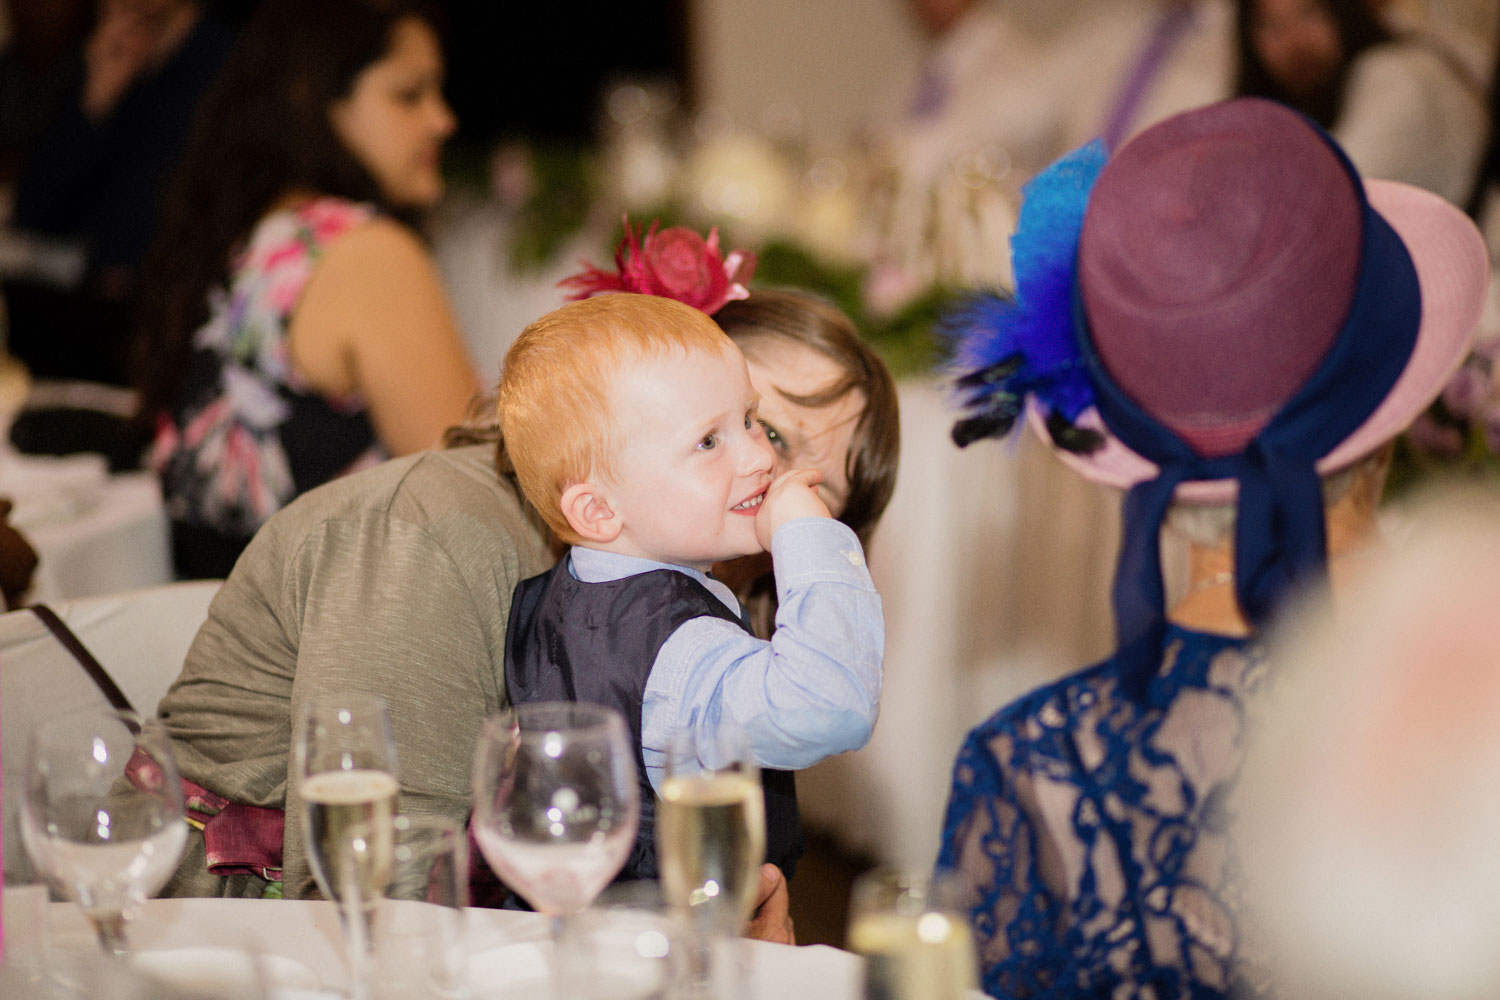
[471, 702, 639, 998]
[19, 708, 187, 955]
[656, 724, 766, 1000]
[657, 725, 765, 931]
[470, 702, 640, 917]
[846, 868, 979, 1000]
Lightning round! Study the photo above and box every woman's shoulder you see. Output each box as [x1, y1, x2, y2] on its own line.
[217, 447, 547, 616]
[229, 196, 382, 293]
[962, 656, 1122, 751]
[962, 628, 1253, 750]
[244, 196, 375, 250]
[267, 447, 523, 538]
[293, 206, 439, 304]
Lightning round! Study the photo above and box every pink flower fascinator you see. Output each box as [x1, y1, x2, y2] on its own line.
[559, 216, 756, 316]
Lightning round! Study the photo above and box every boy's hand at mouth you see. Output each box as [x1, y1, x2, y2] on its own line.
[755, 468, 829, 551]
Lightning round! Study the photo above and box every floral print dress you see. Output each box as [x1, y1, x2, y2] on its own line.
[152, 197, 386, 573]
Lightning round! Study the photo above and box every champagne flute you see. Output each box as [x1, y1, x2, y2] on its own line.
[19, 708, 187, 956]
[294, 693, 399, 1000]
[846, 868, 979, 1000]
[471, 702, 639, 997]
[656, 724, 765, 999]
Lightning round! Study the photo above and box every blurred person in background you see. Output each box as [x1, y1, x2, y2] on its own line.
[136, 0, 478, 580]
[0, 0, 93, 186]
[1239, 487, 1500, 1000]
[1065, 0, 1236, 151]
[5, 0, 234, 385]
[1235, 0, 1486, 205]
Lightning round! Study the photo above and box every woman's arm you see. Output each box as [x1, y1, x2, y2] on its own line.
[288, 216, 478, 456]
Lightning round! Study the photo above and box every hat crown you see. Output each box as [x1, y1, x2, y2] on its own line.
[1079, 99, 1362, 457]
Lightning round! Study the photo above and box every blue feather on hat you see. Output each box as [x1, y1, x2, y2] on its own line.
[947, 140, 1108, 450]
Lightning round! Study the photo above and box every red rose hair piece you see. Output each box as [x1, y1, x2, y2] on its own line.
[559, 215, 756, 315]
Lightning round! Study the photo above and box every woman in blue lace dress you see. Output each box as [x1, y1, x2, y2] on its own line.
[939, 97, 1488, 998]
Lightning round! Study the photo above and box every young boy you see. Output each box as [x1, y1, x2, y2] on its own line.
[498, 292, 884, 879]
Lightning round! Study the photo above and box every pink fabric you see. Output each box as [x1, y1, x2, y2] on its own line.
[126, 747, 284, 881]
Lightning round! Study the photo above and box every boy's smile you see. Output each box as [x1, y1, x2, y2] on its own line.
[600, 343, 775, 570]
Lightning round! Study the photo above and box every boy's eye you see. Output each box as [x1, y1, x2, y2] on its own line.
[758, 420, 788, 453]
[697, 433, 718, 451]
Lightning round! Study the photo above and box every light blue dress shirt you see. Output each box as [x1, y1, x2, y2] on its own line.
[567, 517, 884, 791]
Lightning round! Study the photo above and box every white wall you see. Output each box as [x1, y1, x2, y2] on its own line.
[691, 0, 1500, 145]
[690, 0, 922, 143]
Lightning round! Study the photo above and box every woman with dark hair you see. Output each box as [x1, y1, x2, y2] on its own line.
[1234, 0, 1485, 204]
[709, 289, 901, 636]
[714, 290, 899, 549]
[137, 0, 478, 579]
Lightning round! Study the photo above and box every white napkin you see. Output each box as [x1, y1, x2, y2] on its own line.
[0, 451, 108, 532]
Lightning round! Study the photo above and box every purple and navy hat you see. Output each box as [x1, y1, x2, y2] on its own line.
[949, 97, 1487, 650]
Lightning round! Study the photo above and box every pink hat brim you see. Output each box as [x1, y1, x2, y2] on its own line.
[1031, 180, 1490, 504]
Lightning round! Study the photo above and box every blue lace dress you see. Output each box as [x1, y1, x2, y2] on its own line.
[937, 624, 1277, 999]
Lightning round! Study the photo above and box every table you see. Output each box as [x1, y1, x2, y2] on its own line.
[0, 366, 173, 605]
[3, 892, 866, 999]
[2, 453, 172, 604]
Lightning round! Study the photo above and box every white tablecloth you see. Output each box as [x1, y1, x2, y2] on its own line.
[3, 893, 864, 999]
[4, 456, 172, 605]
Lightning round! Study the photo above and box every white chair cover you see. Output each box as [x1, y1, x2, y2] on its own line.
[0, 579, 221, 883]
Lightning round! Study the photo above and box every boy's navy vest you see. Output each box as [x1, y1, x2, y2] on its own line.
[504, 561, 804, 885]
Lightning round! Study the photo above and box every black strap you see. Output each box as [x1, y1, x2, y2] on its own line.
[30, 604, 135, 712]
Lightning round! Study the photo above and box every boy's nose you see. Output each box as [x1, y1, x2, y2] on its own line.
[741, 428, 775, 476]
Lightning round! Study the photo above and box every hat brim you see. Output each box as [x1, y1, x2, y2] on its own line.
[1030, 179, 1490, 504]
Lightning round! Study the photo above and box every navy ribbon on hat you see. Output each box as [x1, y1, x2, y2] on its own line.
[1081, 189, 1421, 663]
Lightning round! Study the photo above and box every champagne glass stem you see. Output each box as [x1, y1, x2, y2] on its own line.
[685, 932, 714, 999]
[340, 858, 374, 1000]
[90, 911, 130, 957]
[547, 914, 570, 1000]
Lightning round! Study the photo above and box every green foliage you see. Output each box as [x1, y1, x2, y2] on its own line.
[507, 144, 598, 273]
[443, 143, 961, 379]
[754, 240, 956, 379]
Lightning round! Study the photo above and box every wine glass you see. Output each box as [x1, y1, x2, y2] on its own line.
[293, 693, 399, 1000]
[846, 868, 979, 1000]
[19, 708, 187, 956]
[656, 724, 765, 999]
[471, 702, 639, 997]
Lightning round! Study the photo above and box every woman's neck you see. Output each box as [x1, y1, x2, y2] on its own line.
[1166, 479, 1387, 637]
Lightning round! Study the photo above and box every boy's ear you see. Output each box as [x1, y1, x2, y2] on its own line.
[561, 482, 622, 544]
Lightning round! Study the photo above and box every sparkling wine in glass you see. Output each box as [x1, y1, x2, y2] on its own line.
[846, 868, 979, 1000]
[294, 693, 398, 1000]
[471, 702, 639, 995]
[657, 726, 765, 930]
[19, 708, 187, 956]
[657, 724, 765, 999]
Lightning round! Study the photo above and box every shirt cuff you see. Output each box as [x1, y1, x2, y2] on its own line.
[768, 518, 873, 590]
